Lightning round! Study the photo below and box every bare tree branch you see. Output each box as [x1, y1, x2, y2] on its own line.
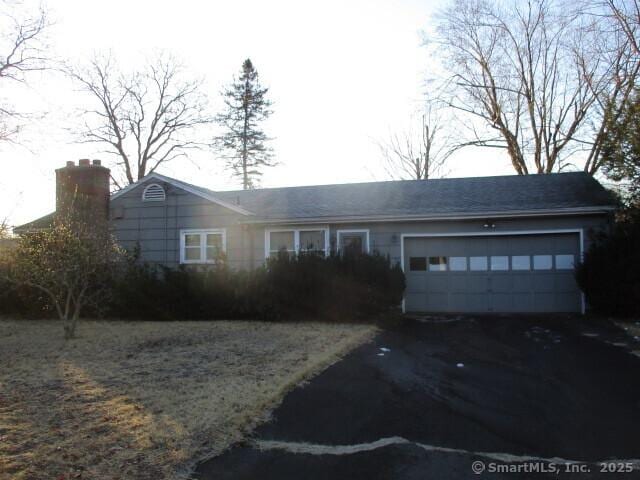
[66, 52, 213, 186]
[0, 1, 48, 143]
[432, 0, 639, 175]
[378, 103, 454, 180]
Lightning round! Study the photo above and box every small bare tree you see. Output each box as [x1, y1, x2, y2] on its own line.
[4, 210, 124, 338]
[0, 217, 9, 238]
[68, 52, 212, 187]
[0, 1, 48, 143]
[433, 0, 639, 175]
[378, 105, 453, 180]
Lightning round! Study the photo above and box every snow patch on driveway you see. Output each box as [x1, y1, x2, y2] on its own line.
[256, 437, 640, 469]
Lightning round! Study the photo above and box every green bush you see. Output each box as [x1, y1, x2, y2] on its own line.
[107, 251, 405, 321]
[575, 210, 640, 317]
[2, 248, 405, 321]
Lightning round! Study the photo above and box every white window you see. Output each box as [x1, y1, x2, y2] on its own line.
[449, 256, 467, 271]
[511, 256, 531, 270]
[337, 230, 370, 254]
[533, 255, 552, 270]
[266, 228, 329, 257]
[409, 257, 427, 271]
[299, 230, 326, 253]
[490, 256, 509, 271]
[469, 256, 488, 271]
[428, 256, 448, 271]
[180, 229, 226, 264]
[142, 183, 166, 202]
[555, 254, 575, 270]
[269, 231, 295, 256]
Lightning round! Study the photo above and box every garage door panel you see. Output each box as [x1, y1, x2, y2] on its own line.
[426, 277, 448, 292]
[511, 293, 534, 311]
[490, 275, 512, 293]
[405, 293, 427, 312]
[449, 275, 469, 292]
[533, 274, 556, 292]
[556, 293, 581, 312]
[466, 294, 489, 312]
[553, 234, 580, 251]
[555, 273, 577, 292]
[467, 276, 488, 293]
[425, 293, 448, 311]
[404, 233, 582, 313]
[533, 293, 555, 312]
[490, 293, 513, 312]
[405, 273, 426, 293]
[404, 239, 425, 256]
[511, 274, 533, 292]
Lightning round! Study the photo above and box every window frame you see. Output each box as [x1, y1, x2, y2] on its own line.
[490, 255, 509, 271]
[336, 229, 370, 254]
[428, 256, 448, 272]
[409, 256, 427, 271]
[265, 227, 330, 258]
[511, 255, 531, 271]
[555, 254, 575, 270]
[533, 254, 553, 270]
[180, 228, 227, 264]
[469, 256, 488, 271]
[449, 256, 468, 271]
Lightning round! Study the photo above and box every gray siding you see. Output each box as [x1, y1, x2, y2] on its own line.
[327, 214, 610, 266]
[110, 178, 610, 274]
[110, 179, 253, 270]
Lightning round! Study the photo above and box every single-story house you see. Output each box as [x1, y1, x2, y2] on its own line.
[16, 160, 616, 314]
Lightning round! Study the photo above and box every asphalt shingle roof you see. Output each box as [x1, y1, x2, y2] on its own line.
[15, 172, 616, 232]
[205, 172, 615, 221]
[12, 212, 54, 234]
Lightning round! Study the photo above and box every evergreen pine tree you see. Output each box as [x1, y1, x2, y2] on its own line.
[215, 59, 274, 189]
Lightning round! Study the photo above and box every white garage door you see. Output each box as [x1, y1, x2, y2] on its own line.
[403, 233, 582, 313]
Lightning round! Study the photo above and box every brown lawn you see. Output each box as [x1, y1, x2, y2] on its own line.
[616, 320, 640, 357]
[0, 319, 376, 480]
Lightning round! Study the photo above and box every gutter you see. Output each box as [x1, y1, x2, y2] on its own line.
[238, 206, 616, 226]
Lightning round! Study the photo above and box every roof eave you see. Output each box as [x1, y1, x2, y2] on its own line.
[239, 206, 616, 225]
[110, 173, 254, 216]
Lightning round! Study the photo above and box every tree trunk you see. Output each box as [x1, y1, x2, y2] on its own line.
[64, 311, 79, 340]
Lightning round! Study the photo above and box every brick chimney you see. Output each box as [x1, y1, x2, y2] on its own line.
[55, 159, 110, 222]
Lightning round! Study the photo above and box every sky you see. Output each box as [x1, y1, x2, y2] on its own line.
[1, 0, 514, 228]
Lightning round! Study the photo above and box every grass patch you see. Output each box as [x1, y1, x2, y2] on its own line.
[0, 319, 377, 480]
[614, 320, 640, 357]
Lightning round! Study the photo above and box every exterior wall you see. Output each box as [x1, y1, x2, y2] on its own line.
[110, 178, 611, 272]
[110, 180, 253, 270]
[331, 214, 611, 266]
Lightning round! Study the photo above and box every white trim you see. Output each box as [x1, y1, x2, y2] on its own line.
[336, 229, 371, 254]
[142, 183, 166, 202]
[179, 228, 227, 264]
[399, 229, 585, 314]
[265, 226, 330, 258]
[111, 173, 253, 215]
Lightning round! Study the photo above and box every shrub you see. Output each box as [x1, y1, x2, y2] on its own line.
[575, 210, 640, 317]
[107, 252, 405, 321]
[1, 247, 405, 322]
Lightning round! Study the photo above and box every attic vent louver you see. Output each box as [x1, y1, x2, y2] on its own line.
[142, 183, 166, 202]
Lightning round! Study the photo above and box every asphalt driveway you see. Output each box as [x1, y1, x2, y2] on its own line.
[194, 316, 640, 479]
